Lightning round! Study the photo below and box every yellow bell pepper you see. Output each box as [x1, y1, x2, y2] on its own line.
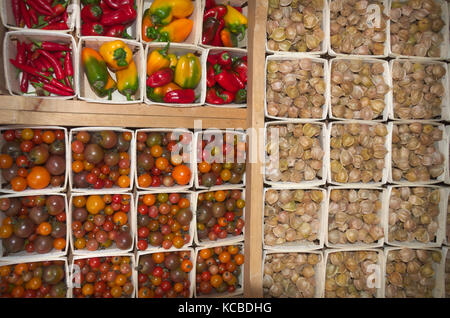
[150, 0, 194, 25]
[104, 73, 117, 100]
[158, 18, 193, 43]
[223, 5, 248, 40]
[174, 53, 201, 89]
[116, 60, 139, 101]
[99, 40, 133, 72]
[167, 54, 178, 68]
[147, 43, 171, 76]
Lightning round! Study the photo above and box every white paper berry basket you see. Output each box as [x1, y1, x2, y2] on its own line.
[69, 252, 136, 298]
[0, 125, 69, 194]
[69, 127, 135, 193]
[264, 55, 329, 122]
[77, 36, 144, 104]
[388, 59, 450, 121]
[262, 187, 326, 252]
[0, 255, 71, 298]
[388, 0, 450, 60]
[134, 128, 194, 191]
[0, 193, 69, 260]
[3, 31, 78, 99]
[383, 185, 447, 248]
[262, 249, 325, 298]
[325, 186, 387, 249]
[194, 129, 247, 190]
[384, 246, 445, 298]
[0, 0, 78, 33]
[388, 121, 449, 185]
[199, 0, 248, 51]
[134, 190, 195, 253]
[264, 121, 328, 188]
[446, 126, 450, 185]
[138, 0, 201, 45]
[194, 241, 244, 298]
[445, 187, 450, 246]
[328, 57, 391, 122]
[135, 248, 195, 298]
[69, 191, 135, 256]
[266, 0, 329, 57]
[205, 48, 248, 108]
[193, 188, 245, 247]
[327, 0, 390, 59]
[76, 0, 141, 41]
[327, 121, 391, 187]
[143, 42, 207, 107]
[323, 248, 385, 298]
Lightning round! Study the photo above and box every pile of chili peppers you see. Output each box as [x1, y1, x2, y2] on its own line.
[80, 0, 137, 38]
[11, 40, 74, 97]
[202, 0, 248, 47]
[206, 51, 247, 105]
[10, 0, 70, 30]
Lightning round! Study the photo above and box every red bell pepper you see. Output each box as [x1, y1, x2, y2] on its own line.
[81, 4, 103, 22]
[99, 0, 114, 14]
[217, 51, 231, 68]
[205, 0, 216, 10]
[146, 68, 173, 88]
[100, 4, 136, 26]
[202, 16, 220, 45]
[164, 89, 196, 103]
[232, 57, 247, 83]
[12, 0, 20, 26]
[104, 24, 132, 38]
[32, 41, 71, 52]
[206, 87, 234, 104]
[81, 21, 105, 36]
[103, 0, 133, 9]
[211, 18, 225, 46]
[204, 5, 227, 20]
[20, 0, 32, 28]
[207, 63, 216, 88]
[207, 53, 219, 65]
[214, 65, 244, 93]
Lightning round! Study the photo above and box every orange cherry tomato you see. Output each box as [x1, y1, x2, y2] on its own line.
[37, 222, 52, 236]
[53, 238, 66, 250]
[26, 166, 51, 190]
[82, 283, 94, 296]
[17, 167, 28, 178]
[199, 248, 212, 260]
[119, 152, 129, 161]
[73, 196, 86, 208]
[113, 212, 128, 225]
[172, 235, 185, 249]
[172, 165, 191, 185]
[214, 190, 226, 202]
[122, 131, 132, 141]
[74, 238, 86, 249]
[155, 157, 169, 171]
[173, 282, 184, 293]
[218, 217, 227, 227]
[138, 174, 152, 188]
[210, 274, 223, 288]
[234, 253, 244, 265]
[150, 145, 163, 158]
[227, 245, 239, 255]
[11, 285, 25, 298]
[26, 277, 42, 290]
[178, 198, 190, 209]
[21, 128, 34, 141]
[220, 169, 232, 182]
[0, 154, 13, 169]
[152, 253, 165, 264]
[218, 251, 231, 264]
[86, 195, 105, 214]
[11, 176, 27, 191]
[143, 194, 156, 206]
[0, 224, 13, 239]
[83, 160, 94, 171]
[14, 263, 28, 275]
[198, 161, 211, 174]
[72, 160, 84, 173]
[181, 259, 193, 273]
[138, 287, 153, 298]
[114, 274, 127, 286]
[0, 266, 11, 277]
[117, 175, 130, 188]
[42, 130, 56, 144]
[170, 154, 183, 166]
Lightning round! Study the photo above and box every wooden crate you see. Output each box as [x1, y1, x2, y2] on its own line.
[0, 0, 266, 298]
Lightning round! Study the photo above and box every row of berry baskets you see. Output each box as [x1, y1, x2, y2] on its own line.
[0, 0, 249, 48]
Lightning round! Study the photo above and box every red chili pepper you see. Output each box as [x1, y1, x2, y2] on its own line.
[207, 63, 216, 88]
[20, 1, 32, 28]
[28, 7, 38, 25]
[27, 0, 52, 16]
[81, 4, 103, 22]
[12, 0, 21, 26]
[211, 18, 225, 46]
[15, 41, 26, 65]
[81, 21, 105, 36]
[42, 21, 69, 30]
[217, 51, 232, 68]
[31, 81, 73, 96]
[10, 58, 73, 93]
[206, 87, 234, 104]
[62, 10, 68, 23]
[204, 5, 227, 20]
[214, 64, 244, 93]
[32, 41, 70, 52]
[30, 59, 49, 74]
[104, 24, 132, 38]
[100, 4, 136, 26]
[64, 51, 73, 88]
[44, 13, 63, 24]
[37, 49, 65, 80]
[163, 89, 196, 103]
[232, 57, 247, 83]
[20, 72, 29, 93]
[205, 0, 216, 10]
[52, 51, 66, 59]
[37, 55, 54, 72]
[146, 68, 173, 88]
